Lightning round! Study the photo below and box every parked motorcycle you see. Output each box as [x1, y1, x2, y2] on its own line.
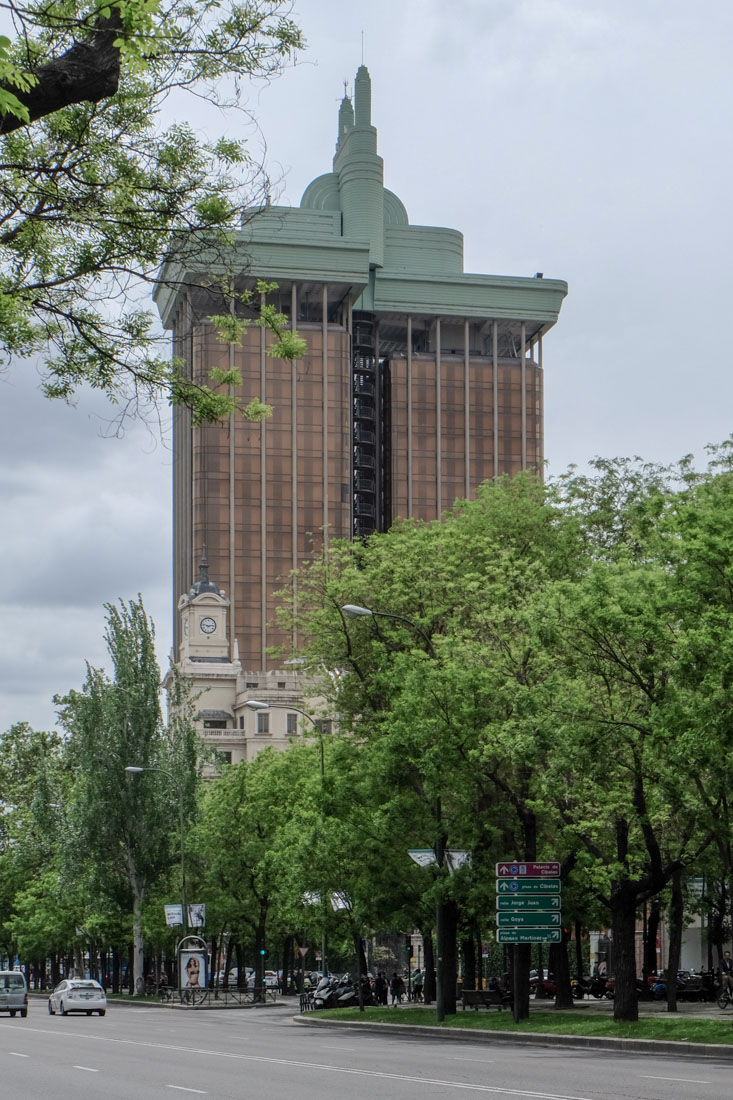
[314, 974, 373, 1009]
[587, 974, 612, 999]
[571, 976, 590, 999]
[650, 970, 711, 1002]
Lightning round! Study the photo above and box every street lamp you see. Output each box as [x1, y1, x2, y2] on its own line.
[341, 604, 437, 657]
[342, 602, 446, 1021]
[125, 765, 187, 937]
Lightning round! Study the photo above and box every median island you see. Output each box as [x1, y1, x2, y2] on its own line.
[311, 1007, 733, 1045]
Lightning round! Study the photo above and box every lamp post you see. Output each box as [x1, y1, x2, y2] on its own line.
[125, 765, 187, 937]
[245, 699, 328, 975]
[342, 602, 447, 1021]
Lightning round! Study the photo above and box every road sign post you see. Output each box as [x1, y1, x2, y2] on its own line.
[496, 895, 560, 910]
[497, 929, 562, 944]
[497, 879, 561, 894]
[495, 862, 563, 962]
[497, 912, 562, 928]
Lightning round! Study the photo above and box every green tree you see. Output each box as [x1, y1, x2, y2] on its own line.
[537, 458, 723, 1021]
[0, 1, 305, 422]
[57, 597, 200, 994]
[0, 722, 66, 971]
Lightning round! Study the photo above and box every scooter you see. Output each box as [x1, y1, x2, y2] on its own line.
[587, 974, 611, 999]
[314, 974, 373, 1009]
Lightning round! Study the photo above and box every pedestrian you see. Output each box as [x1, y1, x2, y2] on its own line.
[412, 970, 423, 1002]
[373, 972, 387, 1005]
[390, 971, 402, 1005]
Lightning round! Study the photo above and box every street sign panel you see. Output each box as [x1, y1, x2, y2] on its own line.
[496, 879, 561, 894]
[496, 861, 561, 878]
[496, 929, 562, 944]
[496, 895, 561, 911]
[496, 912, 561, 928]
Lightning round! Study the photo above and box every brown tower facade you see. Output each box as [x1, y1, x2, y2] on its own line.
[157, 67, 566, 761]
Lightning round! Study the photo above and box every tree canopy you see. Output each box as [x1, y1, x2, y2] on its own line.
[0, 1, 305, 423]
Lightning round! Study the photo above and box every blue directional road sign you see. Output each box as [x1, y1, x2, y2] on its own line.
[496, 879, 561, 894]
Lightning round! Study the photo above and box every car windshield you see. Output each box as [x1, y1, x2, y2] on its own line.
[71, 981, 101, 990]
[1, 975, 24, 989]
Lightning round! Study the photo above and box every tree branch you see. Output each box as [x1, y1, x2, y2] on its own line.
[0, 10, 123, 135]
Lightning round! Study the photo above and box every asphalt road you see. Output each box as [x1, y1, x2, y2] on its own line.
[2, 1000, 733, 1099]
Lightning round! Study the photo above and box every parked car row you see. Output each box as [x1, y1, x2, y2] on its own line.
[213, 967, 279, 988]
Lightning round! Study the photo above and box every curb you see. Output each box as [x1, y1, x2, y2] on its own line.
[293, 1014, 733, 1060]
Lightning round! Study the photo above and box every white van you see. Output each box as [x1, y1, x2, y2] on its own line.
[0, 971, 28, 1017]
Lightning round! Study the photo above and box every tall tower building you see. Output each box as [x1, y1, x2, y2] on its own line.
[156, 67, 567, 764]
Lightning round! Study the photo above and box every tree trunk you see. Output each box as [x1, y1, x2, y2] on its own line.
[353, 932, 367, 1012]
[574, 920, 584, 986]
[513, 943, 531, 1022]
[551, 935, 573, 1009]
[666, 871, 683, 1013]
[254, 912, 267, 1002]
[443, 899, 459, 1014]
[132, 888, 145, 995]
[281, 934, 292, 995]
[644, 897, 661, 981]
[462, 932, 476, 990]
[422, 927, 435, 1005]
[611, 883, 639, 1022]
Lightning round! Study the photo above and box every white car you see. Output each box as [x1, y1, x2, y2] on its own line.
[264, 970, 279, 989]
[48, 978, 106, 1016]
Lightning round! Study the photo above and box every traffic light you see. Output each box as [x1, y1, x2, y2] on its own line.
[405, 935, 412, 957]
[259, 948, 267, 958]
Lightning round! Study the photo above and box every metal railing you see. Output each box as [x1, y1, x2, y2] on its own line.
[159, 985, 278, 1008]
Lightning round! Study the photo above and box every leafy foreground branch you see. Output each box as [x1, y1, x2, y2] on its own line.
[0, 1, 306, 423]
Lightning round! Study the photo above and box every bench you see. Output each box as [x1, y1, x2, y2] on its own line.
[460, 988, 508, 1011]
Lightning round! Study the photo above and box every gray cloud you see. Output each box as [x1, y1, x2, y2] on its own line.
[2, 0, 731, 728]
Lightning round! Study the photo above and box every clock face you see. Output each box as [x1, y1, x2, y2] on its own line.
[200, 616, 217, 635]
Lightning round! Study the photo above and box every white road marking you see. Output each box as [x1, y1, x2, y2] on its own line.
[73, 1065, 99, 1072]
[9, 1052, 29, 1057]
[640, 1076, 710, 1084]
[9, 1025, 597, 1099]
[454, 1058, 496, 1063]
[167, 1088, 208, 1094]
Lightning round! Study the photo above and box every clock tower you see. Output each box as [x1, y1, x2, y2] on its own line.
[177, 552, 230, 661]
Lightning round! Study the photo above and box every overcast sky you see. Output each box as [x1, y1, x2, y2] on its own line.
[1, 0, 731, 734]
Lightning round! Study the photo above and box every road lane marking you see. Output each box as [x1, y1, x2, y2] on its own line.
[10, 1025, 596, 1099]
[167, 1088, 207, 1094]
[9, 1052, 29, 1057]
[454, 1058, 496, 1063]
[640, 1076, 710, 1084]
[73, 1065, 99, 1072]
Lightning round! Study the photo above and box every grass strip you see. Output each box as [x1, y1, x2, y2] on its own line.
[315, 1006, 733, 1044]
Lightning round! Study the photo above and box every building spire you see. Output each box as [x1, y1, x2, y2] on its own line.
[192, 546, 221, 595]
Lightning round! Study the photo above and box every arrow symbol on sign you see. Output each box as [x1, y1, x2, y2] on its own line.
[551, 898, 560, 908]
[551, 915, 560, 924]
[498, 882, 510, 892]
